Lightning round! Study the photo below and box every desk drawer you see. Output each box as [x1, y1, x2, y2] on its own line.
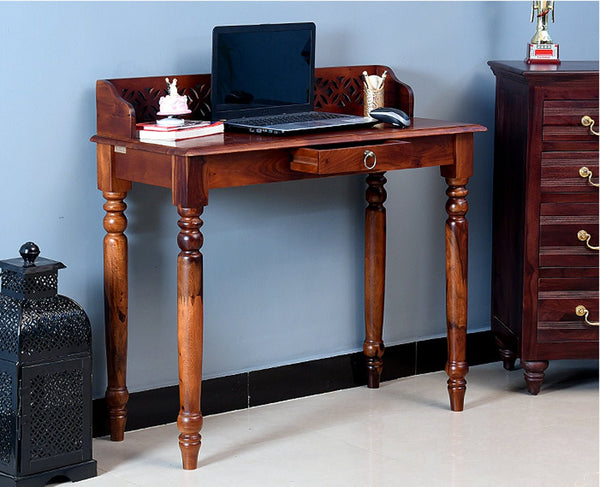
[290, 141, 412, 175]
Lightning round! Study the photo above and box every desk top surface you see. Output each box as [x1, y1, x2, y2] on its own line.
[92, 117, 486, 158]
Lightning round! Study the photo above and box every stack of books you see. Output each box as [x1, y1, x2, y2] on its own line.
[137, 120, 224, 145]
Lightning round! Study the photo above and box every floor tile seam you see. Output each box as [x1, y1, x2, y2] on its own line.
[91, 469, 145, 487]
[305, 424, 411, 461]
[233, 403, 433, 439]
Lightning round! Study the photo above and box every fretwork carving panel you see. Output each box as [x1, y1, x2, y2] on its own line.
[120, 87, 163, 122]
[314, 75, 364, 115]
[120, 83, 212, 123]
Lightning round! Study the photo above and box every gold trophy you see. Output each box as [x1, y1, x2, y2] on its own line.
[526, 1, 560, 64]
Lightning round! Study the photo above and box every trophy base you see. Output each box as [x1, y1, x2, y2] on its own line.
[526, 43, 560, 64]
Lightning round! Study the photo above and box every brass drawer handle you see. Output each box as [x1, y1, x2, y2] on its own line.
[577, 229, 600, 251]
[581, 115, 600, 136]
[363, 150, 377, 170]
[575, 305, 600, 326]
[578, 167, 600, 188]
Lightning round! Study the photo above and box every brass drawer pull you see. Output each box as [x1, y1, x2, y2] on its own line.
[577, 229, 600, 251]
[363, 150, 377, 170]
[578, 167, 600, 187]
[575, 305, 600, 326]
[581, 115, 600, 136]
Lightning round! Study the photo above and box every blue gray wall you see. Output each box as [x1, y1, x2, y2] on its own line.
[1, 2, 598, 398]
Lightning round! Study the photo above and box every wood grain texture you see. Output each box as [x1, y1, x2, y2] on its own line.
[176, 206, 205, 470]
[102, 191, 129, 441]
[291, 141, 412, 175]
[444, 178, 470, 411]
[363, 173, 387, 388]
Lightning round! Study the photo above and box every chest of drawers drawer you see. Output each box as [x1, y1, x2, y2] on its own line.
[537, 278, 599, 341]
[539, 202, 598, 266]
[542, 98, 599, 150]
[543, 100, 599, 139]
[541, 152, 600, 193]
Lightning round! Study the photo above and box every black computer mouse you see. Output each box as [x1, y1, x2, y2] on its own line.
[370, 107, 410, 128]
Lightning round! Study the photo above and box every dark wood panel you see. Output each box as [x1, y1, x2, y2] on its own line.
[543, 125, 600, 142]
[490, 72, 529, 344]
[539, 277, 599, 292]
[538, 291, 598, 322]
[539, 246, 599, 268]
[488, 60, 599, 378]
[540, 202, 598, 215]
[536, 327, 599, 344]
[542, 140, 599, 151]
[543, 100, 599, 126]
[541, 152, 599, 193]
[539, 266, 599, 279]
[532, 340, 599, 357]
[539, 214, 599, 247]
[541, 192, 598, 203]
[488, 60, 599, 78]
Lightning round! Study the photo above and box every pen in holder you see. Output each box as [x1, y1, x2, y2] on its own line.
[363, 70, 386, 117]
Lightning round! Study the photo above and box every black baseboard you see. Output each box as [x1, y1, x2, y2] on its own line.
[93, 330, 498, 437]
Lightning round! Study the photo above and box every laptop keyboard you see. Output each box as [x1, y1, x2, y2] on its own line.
[239, 111, 348, 126]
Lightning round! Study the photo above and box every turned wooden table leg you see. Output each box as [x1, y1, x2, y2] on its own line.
[364, 173, 387, 388]
[444, 178, 470, 411]
[176, 206, 205, 470]
[103, 191, 130, 441]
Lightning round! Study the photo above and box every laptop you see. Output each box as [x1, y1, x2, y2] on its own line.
[211, 22, 377, 135]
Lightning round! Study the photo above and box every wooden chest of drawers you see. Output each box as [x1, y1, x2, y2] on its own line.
[488, 61, 599, 394]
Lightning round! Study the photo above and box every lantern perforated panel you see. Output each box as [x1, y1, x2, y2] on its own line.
[20, 359, 92, 476]
[0, 299, 19, 357]
[20, 297, 90, 359]
[0, 271, 58, 299]
[0, 370, 14, 466]
[30, 369, 84, 460]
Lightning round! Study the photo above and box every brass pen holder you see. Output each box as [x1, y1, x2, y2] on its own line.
[363, 70, 386, 117]
[364, 86, 384, 117]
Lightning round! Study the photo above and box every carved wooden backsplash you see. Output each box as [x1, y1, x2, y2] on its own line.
[116, 72, 366, 123]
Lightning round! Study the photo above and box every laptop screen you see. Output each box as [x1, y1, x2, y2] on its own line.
[211, 23, 316, 122]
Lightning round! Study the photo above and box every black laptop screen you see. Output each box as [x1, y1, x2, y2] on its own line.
[211, 23, 316, 121]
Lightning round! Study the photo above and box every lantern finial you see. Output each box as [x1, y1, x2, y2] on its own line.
[19, 242, 40, 267]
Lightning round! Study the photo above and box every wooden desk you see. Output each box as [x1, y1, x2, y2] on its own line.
[92, 65, 486, 470]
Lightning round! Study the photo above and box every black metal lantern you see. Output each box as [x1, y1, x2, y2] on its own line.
[0, 243, 96, 487]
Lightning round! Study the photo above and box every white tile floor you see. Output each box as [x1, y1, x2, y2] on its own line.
[71, 360, 597, 486]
